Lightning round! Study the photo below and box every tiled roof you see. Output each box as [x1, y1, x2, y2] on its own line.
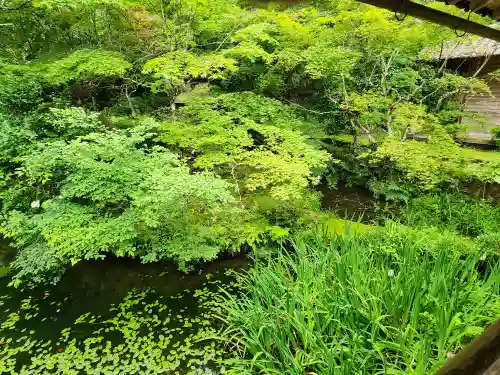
[428, 38, 500, 59]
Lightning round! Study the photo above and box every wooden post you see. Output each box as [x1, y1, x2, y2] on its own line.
[434, 319, 500, 375]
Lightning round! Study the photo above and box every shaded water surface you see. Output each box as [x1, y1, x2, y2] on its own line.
[316, 182, 379, 222]
[0, 251, 249, 375]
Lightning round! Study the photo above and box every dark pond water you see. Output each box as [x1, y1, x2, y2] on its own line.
[0, 237, 15, 277]
[316, 181, 379, 222]
[0, 241, 249, 375]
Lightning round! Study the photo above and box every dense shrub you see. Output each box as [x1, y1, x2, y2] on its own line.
[1, 127, 246, 284]
[370, 134, 500, 192]
[405, 193, 500, 237]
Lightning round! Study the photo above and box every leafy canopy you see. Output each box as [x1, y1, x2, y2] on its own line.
[158, 89, 329, 201]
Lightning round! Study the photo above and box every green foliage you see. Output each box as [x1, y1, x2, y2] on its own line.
[371, 134, 500, 192]
[492, 126, 500, 139]
[322, 216, 372, 236]
[0, 106, 104, 177]
[41, 49, 132, 85]
[369, 178, 416, 202]
[392, 103, 436, 139]
[223, 42, 273, 65]
[143, 51, 238, 93]
[303, 46, 360, 80]
[224, 227, 500, 374]
[2, 49, 131, 88]
[0, 115, 36, 166]
[2, 127, 245, 283]
[405, 193, 500, 237]
[0, 72, 42, 113]
[2, 3, 500, 374]
[1, 0, 169, 60]
[1, 49, 132, 112]
[492, 126, 500, 145]
[158, 90, 329, 202]
[2, 0, 500, 287]
[342, 92, 391, 134]
[33, 106, 105, 139]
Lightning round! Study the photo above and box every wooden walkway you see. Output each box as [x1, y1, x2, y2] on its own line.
[484, 357, 500, 375]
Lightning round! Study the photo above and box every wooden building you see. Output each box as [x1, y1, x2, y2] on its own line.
[436, 39, 500, 137]
[356, 0, 500, 137]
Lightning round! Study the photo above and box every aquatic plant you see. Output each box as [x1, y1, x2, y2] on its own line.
[0, 269, 241, 374]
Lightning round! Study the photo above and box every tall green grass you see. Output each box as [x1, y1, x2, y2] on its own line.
[222, 226, 500, 375]
[405, 193, 500, 237]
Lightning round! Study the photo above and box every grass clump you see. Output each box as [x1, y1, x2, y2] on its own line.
[405, 193, 500, 237]
[222, 226, 500, 375]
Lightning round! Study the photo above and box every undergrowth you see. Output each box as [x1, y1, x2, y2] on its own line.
[404, 193, 500, 237]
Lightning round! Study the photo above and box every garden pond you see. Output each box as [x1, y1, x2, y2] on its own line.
[0, 183, 410, 375]
[0, 242, 249, 375]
